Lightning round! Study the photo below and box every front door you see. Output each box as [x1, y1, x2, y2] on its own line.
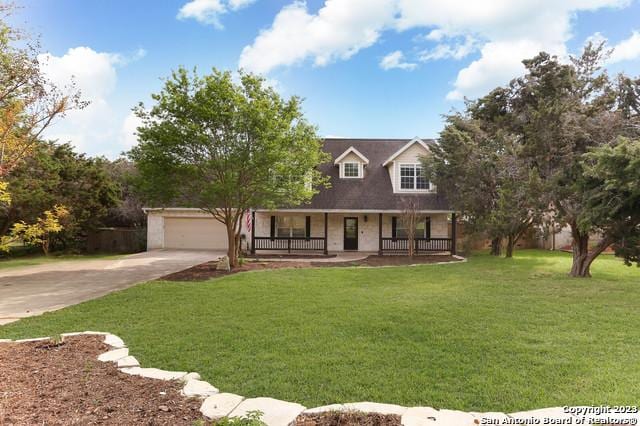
[343, 217, 358, 250]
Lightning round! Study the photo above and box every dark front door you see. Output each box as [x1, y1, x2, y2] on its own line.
[343, 217, 358, 250]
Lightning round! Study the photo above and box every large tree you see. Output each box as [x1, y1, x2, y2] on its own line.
[507, 45, 640, 276]
[130, 68, 330, 267]
[424, 109, 542, 258]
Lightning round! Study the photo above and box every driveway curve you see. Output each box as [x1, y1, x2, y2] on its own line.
[0, 250, 221, 325]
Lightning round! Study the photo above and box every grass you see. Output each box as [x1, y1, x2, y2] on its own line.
[1, 250, 639, 411]
[0, 252, 124, 269]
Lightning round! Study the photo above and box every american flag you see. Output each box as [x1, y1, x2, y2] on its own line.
[246, 211, 252, 230]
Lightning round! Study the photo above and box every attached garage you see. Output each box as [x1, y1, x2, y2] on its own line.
[145, 208, 249, 251]
[164, 217, 228, 250]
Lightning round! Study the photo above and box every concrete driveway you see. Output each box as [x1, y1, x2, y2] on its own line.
[0, 250, 223, 325]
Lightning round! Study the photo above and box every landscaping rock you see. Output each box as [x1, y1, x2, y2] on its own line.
[103, 334, 126, 348]
[303, 404, 347, 414]
[116, 356, 139, 368]
[0, 339, 12, 343]
[217, 256, 230, 272]
[401, 407, 439, 426]
[228, 397, 305, 426]
[117, 367, 188, 380]
[343, 402, 407, 416]
[181, 372, 201, 382]
[181, 379, 219, 397]
[97, 348, 129, 362]
[200, 393, 244, 419]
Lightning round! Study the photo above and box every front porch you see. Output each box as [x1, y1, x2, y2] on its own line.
[249, 211, 457, 255]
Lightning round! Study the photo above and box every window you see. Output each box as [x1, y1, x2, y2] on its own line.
[276, 216, 305, 237]
[399, 164, 430, 191]
[394, 217, 431, 239]
[342, 162, 361, 178]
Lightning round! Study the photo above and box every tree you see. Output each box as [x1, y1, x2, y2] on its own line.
[0, 141, 119, 249]
[130, 68, 330, 267]
[0, 4, 84, 178]
[580, 137, 640, 268]
[424, 111, 541, 258]
[103, 158, 146, 228]
[8, 205, 68, 255]
[505, 44, 640, 276]
[400, 197, 419, 257]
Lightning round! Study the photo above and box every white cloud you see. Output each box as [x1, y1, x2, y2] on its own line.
[380, 50, 416, 70]
[38, 46, 144, 158]
[419, 36, 478, 61]
[608, 30, 640, 64]
[240, 0, 631, 100]
[120, 111, 142, 151]
[239, 0, 396, 74]
[178, 0, 257, 28]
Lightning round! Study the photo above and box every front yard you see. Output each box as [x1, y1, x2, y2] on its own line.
[1, 250, 639, 412]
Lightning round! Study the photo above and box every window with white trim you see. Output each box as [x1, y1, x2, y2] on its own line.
[342, 162, 361, 178]
[276, 216, 305, 237]
[399, 164, 430, 191]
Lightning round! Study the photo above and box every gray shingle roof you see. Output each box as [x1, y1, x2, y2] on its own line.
[294, 138, 452, 212]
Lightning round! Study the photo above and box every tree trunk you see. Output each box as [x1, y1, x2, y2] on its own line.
[490, 237, 502, 256]
[505, 235, 514, 258]
[570, 227, 591, 277]
[226, 224, 238, 268]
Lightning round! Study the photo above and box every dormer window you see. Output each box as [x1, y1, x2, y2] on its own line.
[334, 146, 369, 179]
[342, 162, 361, 178]
[399, 164, 430, 191]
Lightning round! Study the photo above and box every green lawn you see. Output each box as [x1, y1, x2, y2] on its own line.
[0, 253, 124, 269]
[1, 250, 639, 411]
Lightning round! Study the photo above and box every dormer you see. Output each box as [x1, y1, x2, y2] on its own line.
[382, 137, 435, 193]
[334, 146, 369, 179]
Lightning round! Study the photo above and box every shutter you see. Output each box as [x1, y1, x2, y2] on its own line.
[270, 216, 276, 239]
[392, 216, 397, 239]
[305, 216, 311, 239]
[426, 216, 431, 239]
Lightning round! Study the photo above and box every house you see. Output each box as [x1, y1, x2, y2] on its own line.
[145, 137, 457, 255]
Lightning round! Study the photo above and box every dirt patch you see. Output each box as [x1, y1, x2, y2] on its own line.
[0, 335, 205, 425]
[295, 411, 401, 426]
[161, 255, 461, 282]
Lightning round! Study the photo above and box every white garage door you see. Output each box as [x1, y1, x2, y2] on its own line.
[164, 217, 228, 250]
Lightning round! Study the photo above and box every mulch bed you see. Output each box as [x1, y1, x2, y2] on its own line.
[0, 335, 205, 425]
[295, 411, 401, 426]
[161, 255, 461, 282]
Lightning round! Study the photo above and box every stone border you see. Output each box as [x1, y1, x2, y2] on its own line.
[2, 332, 635, 426]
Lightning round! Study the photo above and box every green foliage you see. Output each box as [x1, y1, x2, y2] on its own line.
[129, 67, 330, 265]
[1, 141, 120, 249]
[582, 137, 640, 266]
[214, 411, 265, 426]
[428, 43, 640, 273]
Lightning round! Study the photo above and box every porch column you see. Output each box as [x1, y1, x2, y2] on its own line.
[451, 212, 457, 256]
[378, 213, 383, 255]
[323, 212, 328, 255]
[250, 210, 256, 254]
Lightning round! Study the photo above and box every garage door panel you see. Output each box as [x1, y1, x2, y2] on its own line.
[164, 217, 228, 250]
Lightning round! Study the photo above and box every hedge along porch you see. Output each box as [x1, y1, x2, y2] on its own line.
[250, 210, 457, 255]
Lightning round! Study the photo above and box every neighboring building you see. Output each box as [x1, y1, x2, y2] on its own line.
[145, 137, 458, 255]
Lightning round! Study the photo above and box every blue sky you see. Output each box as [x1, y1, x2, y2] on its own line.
[13, 0, 640, 158]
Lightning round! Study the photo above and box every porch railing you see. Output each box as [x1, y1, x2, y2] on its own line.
[253, 237, 326, 253]
[381, 237, 452, 253]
